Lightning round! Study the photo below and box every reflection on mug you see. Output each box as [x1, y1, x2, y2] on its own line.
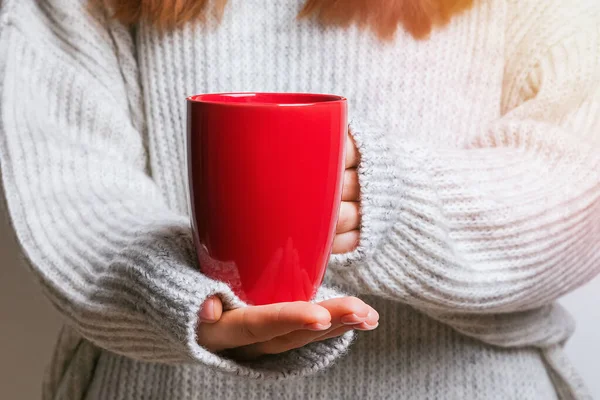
[196, 243, 246, 301]
[199, 237, 315, 305]
[244, 237, 314, 305]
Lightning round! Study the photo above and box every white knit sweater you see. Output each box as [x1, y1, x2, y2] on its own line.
[1, 0, 599, 399]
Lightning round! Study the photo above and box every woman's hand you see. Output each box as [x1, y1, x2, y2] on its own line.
[333, 133, 360, 254]
[197, 295, 378, 360]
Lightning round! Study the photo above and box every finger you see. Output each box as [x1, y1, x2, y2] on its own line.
[317, 297, 371, 322]
[345, 134, 360, 169]
[237, 324, 353, 359]
[197, 302, 331, 351]
[240, 297, 375, 355]
[229, 297, 369, 356]
[237, 306, 380, 357]
[315, 308, 379, 339]
[332, 230, 359, 254]
[352, 307, 380, 331]
[336, 202, 360, 233]
[313, 325, 355, 342]
[198, 296, 223, 323]
[342, 169, 359, 201]
[355, 321, 379, 331]
[232, 319, 374, 361]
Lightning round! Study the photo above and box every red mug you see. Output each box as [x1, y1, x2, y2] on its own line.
[187, 93, 347, 305]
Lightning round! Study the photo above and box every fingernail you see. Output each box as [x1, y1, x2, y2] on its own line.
[340, 313, 367, 325]
[199, 299, 216, 322]
[304, 322, 332, 331]
[356, 322, 379, 331]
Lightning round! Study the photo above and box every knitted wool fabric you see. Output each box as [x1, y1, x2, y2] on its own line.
[1, 0, 599, 399]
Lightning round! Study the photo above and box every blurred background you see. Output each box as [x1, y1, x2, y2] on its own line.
[1, 190, 599, 399]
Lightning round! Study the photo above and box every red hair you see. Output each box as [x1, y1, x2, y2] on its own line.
[95, 0, 474, 40]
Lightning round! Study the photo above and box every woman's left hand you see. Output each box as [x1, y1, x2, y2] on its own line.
[333, 133, 361, 254]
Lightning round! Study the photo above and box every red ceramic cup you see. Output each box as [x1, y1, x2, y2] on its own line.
[187, 93, 347, 305]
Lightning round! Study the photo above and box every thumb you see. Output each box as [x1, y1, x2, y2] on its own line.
[198, 296, 223, 323]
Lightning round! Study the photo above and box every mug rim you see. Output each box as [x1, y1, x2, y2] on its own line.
[186, 92, 346, 107]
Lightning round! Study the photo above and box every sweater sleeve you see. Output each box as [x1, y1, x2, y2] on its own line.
[329, 9, 600, 315]
[0, 0, 353, 378]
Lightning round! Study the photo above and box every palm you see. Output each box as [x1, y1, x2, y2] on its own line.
[197, 296, 378, 359]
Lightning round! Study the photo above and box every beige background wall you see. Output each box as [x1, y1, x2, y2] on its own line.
[1, 197, 62, 399]
[1, 193, 599, 399]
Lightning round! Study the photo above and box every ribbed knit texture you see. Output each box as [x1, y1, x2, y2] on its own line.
[1, 0, 599, 399]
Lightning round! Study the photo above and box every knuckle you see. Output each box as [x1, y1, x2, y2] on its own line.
[273, 303, 285, 324]
[338, 204, 359, 231]
[350, 202, 360, 219]
[338, 207, 349, 227]
[343, 174, 351, 193]
[332, 235, 346, 254]
[343, 170, 359, 198]
[346, 202, 355, 218]
[348, 169, 358, 184]
[240, 309, 259, 341]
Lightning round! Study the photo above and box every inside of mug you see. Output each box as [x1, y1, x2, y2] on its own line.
[187, 93, 344, 105]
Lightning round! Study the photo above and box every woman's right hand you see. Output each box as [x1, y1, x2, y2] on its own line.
[197, 296, 379, 360]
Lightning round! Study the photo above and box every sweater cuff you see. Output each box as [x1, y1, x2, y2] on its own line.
[114, 223, 354, 379]
[329, 120, 401, 272]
